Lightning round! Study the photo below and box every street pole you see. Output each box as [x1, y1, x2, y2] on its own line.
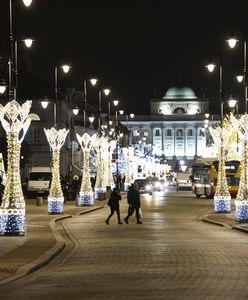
[98, 90, 101, 130]
[219, 64, 223, 123]
[243, 39, 247, 113]
[54, 66, 58, 128]
[8, 0, 14, 101]
[84, 79, 87, 129]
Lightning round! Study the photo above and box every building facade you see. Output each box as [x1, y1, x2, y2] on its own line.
[121, 86, 218, 170]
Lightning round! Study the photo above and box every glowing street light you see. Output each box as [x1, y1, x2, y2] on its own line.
[206, 63, 216, 72]
[0, 79, 7, 94]
[23, 0, 32, 7]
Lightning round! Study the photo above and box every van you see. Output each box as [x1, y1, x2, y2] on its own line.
[176, 172, 192, 191]
[27, 167, 52, 198]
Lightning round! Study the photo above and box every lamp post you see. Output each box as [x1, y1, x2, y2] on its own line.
[206, 61, 223, 122]
[226, 23, 247, 113]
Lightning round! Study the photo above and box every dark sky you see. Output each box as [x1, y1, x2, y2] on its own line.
[1, 0, 248, 114]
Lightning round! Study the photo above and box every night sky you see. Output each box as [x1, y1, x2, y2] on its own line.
[1, 0, 248, 114]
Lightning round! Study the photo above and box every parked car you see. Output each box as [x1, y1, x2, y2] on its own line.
[134, 178, 152, 195]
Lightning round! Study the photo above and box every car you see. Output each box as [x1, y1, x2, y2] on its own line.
[134, 179, 152, 195]
[152, 179, 169, 191]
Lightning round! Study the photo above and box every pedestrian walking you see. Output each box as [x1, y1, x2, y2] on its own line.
[124, 183, 142, 224]
[105, 188, 123, 224]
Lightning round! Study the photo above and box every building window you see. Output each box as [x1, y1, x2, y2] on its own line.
[199, 129, 205, 137]
[187, 143, 193, 150]
[174, 107, 186, 114]
[155, 129, 160, 137]
[187, 129, 193, 136]
[176, 129, 183, 137]
[143, 130, 149, 137]
[166, 129, 172, 136]
[166, 143, 172, 150]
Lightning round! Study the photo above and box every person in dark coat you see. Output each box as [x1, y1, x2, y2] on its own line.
[124, 183, 142, 224]
[105, 188, 123, 224]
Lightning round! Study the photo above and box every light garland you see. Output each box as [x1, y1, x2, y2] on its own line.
[123, 147, 133, 191]
[0, 100, 39, 235]
[210, 125, 233, 213]
[77, 133, 97, 206]
[107, 140, 116, 188]
[230, 114, 248, 222]
[94, 137, 107, 199]
[44, 127, 69, 214]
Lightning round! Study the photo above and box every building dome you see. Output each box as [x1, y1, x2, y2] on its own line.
[163, 86, 197, 100]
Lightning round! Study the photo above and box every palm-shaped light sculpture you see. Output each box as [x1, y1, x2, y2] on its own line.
[77, 132, 97, 206]
[0, 100, 39, 235]
[209, 125, 233, 213]
[123, 147, 133, 191]
[95, 136, 108, 199]
[230, 114, 248, 222]
[107, 140, 116, 188]
[44, 128, 69, 214]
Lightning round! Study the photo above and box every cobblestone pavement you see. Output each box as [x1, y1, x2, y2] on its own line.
[1, 191, 248, 299]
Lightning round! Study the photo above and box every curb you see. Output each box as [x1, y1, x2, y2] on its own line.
[0, 206, 105, 286]
[0, 215, 71, 286]
[201, 215, 248, 233]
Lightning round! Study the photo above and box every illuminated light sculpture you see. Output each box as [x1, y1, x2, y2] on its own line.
[123, 147, 133, 191]
[107, 140, 116, 188]
[210, 125, 233, 213]
[77, 133, 97, 206]
[0, 100, 39, 235]
[230, 114, 248, 222]
[95, 137, 107, 199]
[224, 114, 241, 161]
[44, 127, 69, 214]
[101, 138, 109, 191]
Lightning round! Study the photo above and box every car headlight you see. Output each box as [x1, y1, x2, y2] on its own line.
[146, 185, 151, 190]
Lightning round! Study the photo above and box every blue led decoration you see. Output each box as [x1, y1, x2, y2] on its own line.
[235, 201, 248, 223]
[77, 192, 94, 206]
[214, 197, 231, 213]
[48, 198, 64, 214]
[0, 209, 25, 235]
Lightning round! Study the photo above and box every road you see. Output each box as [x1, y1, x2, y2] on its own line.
[2, 189, 248, 300]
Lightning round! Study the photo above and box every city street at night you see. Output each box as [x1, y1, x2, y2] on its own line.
[1, 190, 248, 299]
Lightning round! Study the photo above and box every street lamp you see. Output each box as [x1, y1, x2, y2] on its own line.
[227, 34, 247, 112]
[227, 95, 239, 114]
[23, 0, 32, 7]
[0, 79, 7, 94]
[206, 60, 223, 122]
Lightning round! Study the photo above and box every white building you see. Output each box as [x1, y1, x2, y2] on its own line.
[121, 86, 218, 170]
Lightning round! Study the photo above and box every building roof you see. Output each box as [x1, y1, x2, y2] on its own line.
[163, 86, 197, 100]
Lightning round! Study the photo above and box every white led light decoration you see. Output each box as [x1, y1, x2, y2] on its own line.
[230, 114, 248, 222]
[210, 124, 233, 213]
[44, 127, 69, 214]
[77, 133, 97, 206]
[95, 137, 108, 199]
[0, 100, 39, 235]
[123, 147, 133, 191]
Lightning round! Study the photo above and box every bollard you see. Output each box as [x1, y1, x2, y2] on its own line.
[36, 196, 43, 206]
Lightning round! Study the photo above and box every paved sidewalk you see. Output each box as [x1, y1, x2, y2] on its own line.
[0, 198, 106, 285]
[202, 212, 248, 233]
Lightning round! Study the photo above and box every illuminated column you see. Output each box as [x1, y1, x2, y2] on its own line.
[44, 128, 69, 214]
[102, 138, 109, 189]
[210, 125, 233, 213]
[95, 137, 107, 198]
[77, 133, 97, 206]
[231, 114, 248, 222]
[123, 147, 133, 191]
[107, 140, 116, 188]
[0, 100, 39, 235]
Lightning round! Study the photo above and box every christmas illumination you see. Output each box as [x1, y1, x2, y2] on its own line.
[210, 125, 233, 213]
[95, 137, 107, 198]
[224, 114, 240, 161]
[107, 140, 116, 188]
[44, 127, 69, 214]
[123, 147, 133, 190]
[77, 133, 97, 206]
[0, 100, 39, 235]
[230, 114, 248, 222]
